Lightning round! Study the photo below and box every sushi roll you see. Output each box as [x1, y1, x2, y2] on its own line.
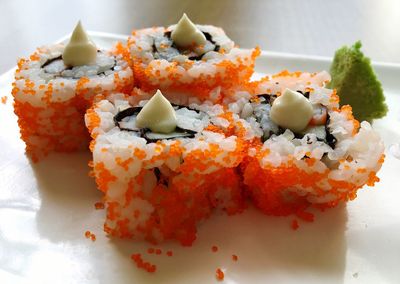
[228, 71, 385, 219]
[85, 90, 246, 245]
[11, 21, 133, 161]
[127, 14, 260, 102]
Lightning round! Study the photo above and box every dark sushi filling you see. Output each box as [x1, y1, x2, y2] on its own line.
[249, 93, 337, 148]
[149, 31, 221, 62]
[114, 105, 203, 143]
[41, 51, 117, 79]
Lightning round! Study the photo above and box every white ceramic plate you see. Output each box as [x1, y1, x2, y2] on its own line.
[1, 33, 400, 284]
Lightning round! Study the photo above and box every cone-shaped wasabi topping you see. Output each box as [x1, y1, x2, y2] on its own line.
[171, 13, 206, 48]
[136, 90, 177, 134]
[270, 88, 313, 133]
[62, 21, 97, 67]
[328, 41, 388, 122]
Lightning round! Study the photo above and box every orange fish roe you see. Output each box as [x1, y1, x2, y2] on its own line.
[232, 255, 238, 262]
[94, 202, 105, 210]
[242, 147, 378, 219]
[90, 234, 96, 241]
[340, 104, 360, 135]
[215, 268, 225, 281]
[297, 211, 315, 222]
[155, 249, 162, 255]
[85, 231, 91, 238]
[211, 245, 219, 253]
[85, 230, 96, 241]
[131, 253, 157, 273]
[147, 248, 155, 254]
[166, 250, 173, 257]
[291, 219, 299, 231]
[1, 96, 7, 104]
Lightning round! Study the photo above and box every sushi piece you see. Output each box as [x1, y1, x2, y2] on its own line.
[11, 21, 133, 161]
[228, 71, 385, 219]
[85, 90, 246, 245]
[127, 13, 260, 102]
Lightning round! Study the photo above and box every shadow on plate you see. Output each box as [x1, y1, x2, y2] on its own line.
[106, 204, 348, 284]
[28, 151, 348, 283]
[31, 152, 102, 242]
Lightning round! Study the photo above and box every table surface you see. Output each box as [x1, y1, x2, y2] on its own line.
[1, 0, 400, 74]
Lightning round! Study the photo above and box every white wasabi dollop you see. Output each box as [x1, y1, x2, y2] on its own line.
[270, 88, 313, 133]
[171, 13, 206, 48]
[136, 90, 177, 134]
[62, 21, 97, 67]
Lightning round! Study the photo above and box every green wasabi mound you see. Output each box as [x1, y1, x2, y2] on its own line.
[328, 41, 388, 122]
